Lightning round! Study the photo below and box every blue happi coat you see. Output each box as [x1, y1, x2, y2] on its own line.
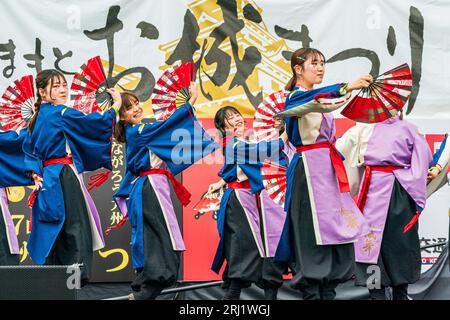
[0, 129, 34, 187]
[113, 102, 219, 268]
[211, 136, 287, 273]
[274, 83, 349, 262]
[23, 102, 118, 264]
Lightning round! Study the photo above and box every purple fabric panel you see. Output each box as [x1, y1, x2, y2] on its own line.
[0, 188, 20, 254]
[148, 174, 185, 251]
[234, 189, 265, 257]
[316, 113, 334, 143]
[303, 149, 369, 244]
[283, 141, 297, 162]
[354, 171, 395, 263]
[77, 172, 105, 245]
[365, 116, 432, 210]
[260, 190, 286, 257]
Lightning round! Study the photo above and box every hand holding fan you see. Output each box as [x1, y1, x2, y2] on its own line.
[262, 160, 287, 207]
[151, 62, 195, 121]
[341, 63, 412, 123]
[253, 90, 287, 141]
[69, 56, 112, 114]
[193, 187, 223, 219]
[0, 75, 35, 131]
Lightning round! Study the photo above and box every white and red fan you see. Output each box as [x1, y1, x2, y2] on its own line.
[341, 63, 412, 123]
[253, 90, 287, 141]
[193, 188, 223, 218]
[0, 75, 35, 131]
[70, 56, 112, 114]
[262, 160, 287, 207]
[151, 62, 195, 121]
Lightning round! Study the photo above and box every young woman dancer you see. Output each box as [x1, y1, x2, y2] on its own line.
[23, 69, 121, 284]
[208, 106, 290, 300]
[274, 48, 371, 300]
[112, 84, 218, 300]
[337, 115, 432, 300]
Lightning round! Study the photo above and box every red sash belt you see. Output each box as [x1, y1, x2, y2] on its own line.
[227, 180, 262, 211]
[27, 155, 74, 232]
[227, 180, 251, 190]
[139, 169, 191, 206]
[356, 165, 418, 233]
[105, 168, 191, 235]
[356, 165, 403, 212]
[296, 142, 350, 193]
[43, 156, 73, 167]
[27, 156, 73, 208]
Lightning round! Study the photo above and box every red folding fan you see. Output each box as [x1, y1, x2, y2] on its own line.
[341, 63, 412, 123]
[0, 75, 35, 131]
[151, 62, 195, 121]
[253, 90, 287, 141]
[70, 56, 112, 114]
[262, 160, 287, 207]
[193, 188, 223, 219]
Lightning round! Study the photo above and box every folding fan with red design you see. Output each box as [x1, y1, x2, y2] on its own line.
[253, 90, 287, 141]
[0, 75, 35, 131]
[193, 188, 223, 219]
[341, 63, 412, 123]
[151, 62, 195, 121]
[262, 160, 287, 207]
[69, 56, 112, 114]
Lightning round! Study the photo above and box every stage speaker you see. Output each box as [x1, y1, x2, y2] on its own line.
[0, 264, 81, 300]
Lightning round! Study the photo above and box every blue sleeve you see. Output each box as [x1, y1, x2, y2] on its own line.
[113, 169, 136, 199]
[431, 134, 448, 167]
[283, 83, 347, 116]
[22, 129, 43, 177]
[62, 106, 119, 173]
[138, 102, 220, 176]
[112, 169, 135, 217]
[0, 129, 34, 186]
[218, 139, 237, 183]
[235, 139, 284, 164]
[218, 163, 237, 183]
[225, 139, 284, 193]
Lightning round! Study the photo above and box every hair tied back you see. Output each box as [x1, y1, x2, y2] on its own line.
[296, 56, 306, 64]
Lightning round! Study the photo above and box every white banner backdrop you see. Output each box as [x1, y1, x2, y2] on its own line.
[1, 0, 449, 272]
[1, 0, 450, 119]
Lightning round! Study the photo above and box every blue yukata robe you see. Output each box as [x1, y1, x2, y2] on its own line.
[211, 136, 288, 273]
[23, 103, 118, 264]
[275, 84, 368, 262]
[113, 102, 219, 268]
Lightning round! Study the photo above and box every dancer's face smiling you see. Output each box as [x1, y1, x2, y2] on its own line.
[122, 98, 143, 125]
[224, 111, 245, 136]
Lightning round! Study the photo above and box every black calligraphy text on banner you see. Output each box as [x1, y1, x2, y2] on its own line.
[0, 2, 423, 114]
